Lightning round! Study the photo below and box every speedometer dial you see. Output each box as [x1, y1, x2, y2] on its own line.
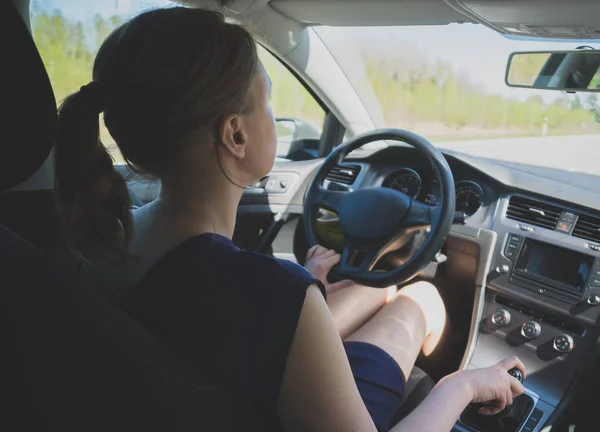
[384, 168, 422, 198]
[455, 181, 484, 217]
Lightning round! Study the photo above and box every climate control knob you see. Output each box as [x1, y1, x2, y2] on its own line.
[587, 295, 600, 306]
[553, 334, 575, 353]
[491, 309, 511, 327]
[521, 321, 542, 339]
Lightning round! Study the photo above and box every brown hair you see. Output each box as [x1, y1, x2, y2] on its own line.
[55, 8, 259, 264]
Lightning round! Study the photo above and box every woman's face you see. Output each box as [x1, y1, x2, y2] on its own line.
[242, 62, 277, 182]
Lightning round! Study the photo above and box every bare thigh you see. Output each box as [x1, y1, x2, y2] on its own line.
[345, 281, 446, 379]
[327, 284, 394, 340]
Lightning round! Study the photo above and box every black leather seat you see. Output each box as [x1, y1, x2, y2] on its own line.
[1, 225, 247, 431]
[0, 2, 236, 431]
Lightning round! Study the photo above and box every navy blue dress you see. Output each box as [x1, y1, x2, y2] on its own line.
[124, 233, 406, 431]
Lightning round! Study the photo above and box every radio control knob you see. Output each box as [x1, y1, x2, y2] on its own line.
[553, 334, 574, 353]
[521, 321, 542, 339]
[492, 308, 511, 327]
[587, 295, 600, 306]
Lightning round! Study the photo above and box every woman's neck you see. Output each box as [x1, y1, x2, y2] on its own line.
[152, 180, 243, 240]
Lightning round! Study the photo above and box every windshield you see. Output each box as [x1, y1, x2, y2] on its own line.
[317, 25, 600, 176]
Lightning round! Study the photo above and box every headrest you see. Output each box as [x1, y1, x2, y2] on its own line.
[0, 2, 56, 191]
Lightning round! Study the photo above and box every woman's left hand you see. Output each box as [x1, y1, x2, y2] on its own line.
[305, 245, 354, 296]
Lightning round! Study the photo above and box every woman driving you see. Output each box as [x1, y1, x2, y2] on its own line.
[54, 7, 525, 432]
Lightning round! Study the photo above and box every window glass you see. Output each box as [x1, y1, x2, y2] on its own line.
[30, 1, 327, 163]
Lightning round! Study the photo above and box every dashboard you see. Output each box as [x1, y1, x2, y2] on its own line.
[330, 144, 600, 431]
[382, 167, 484, 216]
[337, 146, 502, 228]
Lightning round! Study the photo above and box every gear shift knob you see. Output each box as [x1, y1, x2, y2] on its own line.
[508, 368, 523, 383]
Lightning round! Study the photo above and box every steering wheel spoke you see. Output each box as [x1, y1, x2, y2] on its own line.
[339, 242, 380, 274]
[404, 199, 440, 229]
[313, 186, 345, 215]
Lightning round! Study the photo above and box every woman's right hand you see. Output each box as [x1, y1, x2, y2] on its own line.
[442, 356, 527, 415]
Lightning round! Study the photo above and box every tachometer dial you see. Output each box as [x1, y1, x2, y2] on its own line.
[455, 181, 484, 217]
[384, 168, 422, 198]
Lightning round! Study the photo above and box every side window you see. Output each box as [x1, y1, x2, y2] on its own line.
[30, 0, 170, 165]
[257, 46, 326, 158]
[30, 2, 326, 163]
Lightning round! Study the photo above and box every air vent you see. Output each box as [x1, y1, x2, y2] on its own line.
[506, 195, 561, 230]
[326, 165, 361, 185]
[572, 213, 600, 243]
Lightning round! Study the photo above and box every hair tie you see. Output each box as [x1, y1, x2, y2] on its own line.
[79, 82, 106, 113]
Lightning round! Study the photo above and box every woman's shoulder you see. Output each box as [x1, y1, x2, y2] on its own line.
[233, 247, 322, 291]
[133, 232, 324, 297]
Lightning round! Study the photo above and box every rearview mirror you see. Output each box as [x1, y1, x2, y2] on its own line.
[506, 50, 600, 92]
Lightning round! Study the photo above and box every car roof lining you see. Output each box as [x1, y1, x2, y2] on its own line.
[179, 0, 600, 41]
[176, 0, 475, 26]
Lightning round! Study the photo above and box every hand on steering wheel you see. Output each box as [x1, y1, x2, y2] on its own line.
[305, 245, 355, 296]
[304, 129, 455, 288]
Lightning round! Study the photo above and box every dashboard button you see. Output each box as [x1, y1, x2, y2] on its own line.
[587, 295, 600, 306]
[590, 278, 600, 287]
[521, 321, 542, 339]
[508, 234, 523, 244]
[553, 334, 575, 353]
[556, 222, 573, 233]
[492, 308, 511, 327]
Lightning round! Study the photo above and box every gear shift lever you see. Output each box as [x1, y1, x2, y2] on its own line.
[460, 368, 532, 432]
[508, 368, 524, 383]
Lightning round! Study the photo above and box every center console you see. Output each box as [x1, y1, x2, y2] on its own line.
[451, 195, 600, 432]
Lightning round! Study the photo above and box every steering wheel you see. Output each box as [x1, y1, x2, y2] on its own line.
[304, 129, 455, 288]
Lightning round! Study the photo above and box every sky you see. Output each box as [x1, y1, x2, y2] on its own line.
[37, 0, 600, 103]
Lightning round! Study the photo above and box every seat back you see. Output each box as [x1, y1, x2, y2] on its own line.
[0, 3, 241, 430]
[1, 226, 244, 431]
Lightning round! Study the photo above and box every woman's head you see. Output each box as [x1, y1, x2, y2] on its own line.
[55, 7, 276, 264]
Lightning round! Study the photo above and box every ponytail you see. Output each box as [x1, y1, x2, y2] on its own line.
[55, 83, 133, 265]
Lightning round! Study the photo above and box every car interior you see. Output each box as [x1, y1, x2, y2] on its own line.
[2, 0, 600, 431]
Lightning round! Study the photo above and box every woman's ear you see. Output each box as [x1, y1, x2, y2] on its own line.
[219, 115, 248, 159]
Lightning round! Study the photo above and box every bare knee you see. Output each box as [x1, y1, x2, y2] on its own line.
[394, 281, 446, 337]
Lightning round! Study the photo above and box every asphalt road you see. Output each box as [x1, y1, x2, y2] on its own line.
[437, 134, 600, 177]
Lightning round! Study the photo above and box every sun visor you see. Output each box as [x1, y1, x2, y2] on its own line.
[446, 0, 600, 39]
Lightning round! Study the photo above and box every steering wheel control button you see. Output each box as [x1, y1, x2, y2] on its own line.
[521, 321, 542, 339]
[504, 234, 523, 260]
[491, 308, 511, 327]
[507, 368, 524, 383]
[553, 334, 575, 353]
[587, 294, 600, 306]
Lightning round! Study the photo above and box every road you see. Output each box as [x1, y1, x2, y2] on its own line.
[437, 134, 600, 177]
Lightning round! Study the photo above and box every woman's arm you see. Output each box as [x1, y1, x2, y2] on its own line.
[392, 357, 526, 431]
[277, 286, 377, 431]
[277, 285, 526, 432]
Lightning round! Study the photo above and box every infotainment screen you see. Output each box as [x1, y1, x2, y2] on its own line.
[515, 239, 594, 292]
